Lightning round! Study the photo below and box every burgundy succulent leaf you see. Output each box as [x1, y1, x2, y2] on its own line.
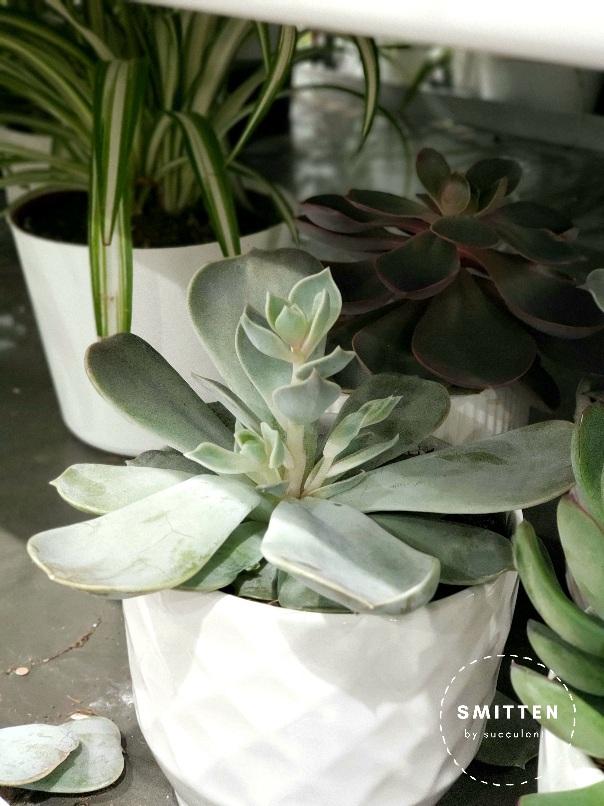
[297, 147, 604, 400]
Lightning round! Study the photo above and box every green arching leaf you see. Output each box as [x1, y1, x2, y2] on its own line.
[527, 620, 604, 696]
[45, 0, 115, 60]
[511, 664, 604, 758]
[557, 496, 604, 619]
[21, 717, 123, 794]
[178, 522, 265, 591]
[332, 421, 574, 513]
[277, 571, 350, 613]
[351, 36, 380, 146]
[572, 403, 604, 525]
[273, 371, 342, 425]
[51, 464, 194, 515]
[323, 395, 400, 459]
[376, 230, 460, 298]
[416, 148, 451, 203]
[519, 781, 604, 805]
[513, 520, 604, 659]
[189, 249, 321, 418]
[0, 724, 78, 787]
[171, 111, 240, 257]
[86, 333, 233, 453]
[261, 498, 440, 614]
[28, 476, 261, 597]
[308, 472, 366, 500]
[371, 514, 513, 585]
[346, 189, 427, 220]
[191, 375, 262, 434]
[229, 25, 297, 162]
[430, 215, 499, 247]
[326, 435, 399, 479]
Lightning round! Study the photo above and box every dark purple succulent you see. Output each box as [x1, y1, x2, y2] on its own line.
[298, 148, 604, 408]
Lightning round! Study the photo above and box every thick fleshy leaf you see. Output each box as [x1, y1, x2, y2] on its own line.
[28, 476, 261, 597]
[0, 724, 78, 787]
[437, 173, 471, 216]
[513, 520, 604, 658]
[298, 194, 383, 233]
[527, 620, 604, 696]
[240, 310, 293, 362]
[557, 496, 604, 618]
[51, 464, 194, 515]
[572, 403, 604, 525]
[511, 664, 604, 758]
[236, 321, 291, 421]
[333, 421, 574, 513]
[331, 373, 450, 467]
[262, 498, 440, 614]
[295, 347, 355, 381]
[371, 513, 513, 585]
[481, 250, 604, 338]
[189, 249, 320, 419]
[533, 328, 604, 376]
[231, 560, 279, 602]
[346, 189, 428, 220]
[519, 780, 604, 805]
[583, 268, 604, 312]
[87, 334, 233, 452]
[493, 221, 578, 264]
[328, 259, 395, 315]
[416, 148, 451, 202]
[289, 268, 343, 341]
[376, 230, 460, 298]
[178, 522, 265, 591]
[127, 447, 202, 474]
[412, 271, 537, 388]
[21, 717, 123, 794]
[191, 375, 261, 434]
[277, 572, 350, 612]
[465, 157, 522, 196]
[430, 215, 498, 247]
[273, 371, 341, 425]
[297, 217, 408, 253]
[475, 690, 539, 768]
[487, 201, 575, 234]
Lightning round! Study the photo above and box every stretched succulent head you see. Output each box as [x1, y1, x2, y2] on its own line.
[512, 404, 604, 803]
[298, 148, 604, 408]
[28, 249, 574, 615]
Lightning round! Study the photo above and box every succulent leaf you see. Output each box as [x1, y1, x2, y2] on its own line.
[430, 215, 499, 247]
[583, 268, 604, 312]
[191, 375, 262, 434]
[518, 780, 604, 805]
[438, 172, 471, 216]
[277, 571, 350, 612]
[557, 495, 604, 619]
[273, 370, 342, 425]
[416, 147, 451, 202]
[261, 498, 440, 614]
[240, 309, 293, 362]
[527, 619, 604, 696]
[294, 346, 355, 382]
[465, 157, 521, 196]
[571, 403, 604, 524]
[376, 230, 459, 298]
[0, 724, 79, 787]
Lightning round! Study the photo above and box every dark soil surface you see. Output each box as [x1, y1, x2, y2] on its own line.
[13, 188, 281, 248]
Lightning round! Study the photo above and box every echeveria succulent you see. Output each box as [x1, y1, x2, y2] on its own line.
[28, 249, 574, 615]
[512, 404, 604, 804]
[298, 149, 604, 407]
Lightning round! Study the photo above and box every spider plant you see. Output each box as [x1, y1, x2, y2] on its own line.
[0, 0, 381, 336]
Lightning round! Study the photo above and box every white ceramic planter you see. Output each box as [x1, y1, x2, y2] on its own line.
[538, 727, 604, 794]
[432, 385, 530, 445]
[124, 570, 518, 806]
[10, 211, 289, 455]
[0, 126, 52, 204]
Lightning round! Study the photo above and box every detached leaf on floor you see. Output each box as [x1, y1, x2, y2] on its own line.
[21, 717, 124, 793]
[475, 690, 540, 768]
[0, 723, 78, 787]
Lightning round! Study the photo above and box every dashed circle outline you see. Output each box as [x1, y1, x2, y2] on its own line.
[438, 653, 576, 788]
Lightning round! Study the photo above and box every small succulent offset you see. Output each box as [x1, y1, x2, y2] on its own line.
[0, 717, 123, 797]
[28, 249, 574, 615]
[512, 404, 604, 805]
[298, 148, 604, 407]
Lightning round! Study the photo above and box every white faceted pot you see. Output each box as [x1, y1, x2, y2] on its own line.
[538, 728, 604, 794]
[9, 205, 289, 455]
[432, 385, 530, 445]
[124, 571, 518, 806]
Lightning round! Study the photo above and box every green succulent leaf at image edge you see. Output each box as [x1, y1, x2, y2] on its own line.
[519, 780, 604, 805]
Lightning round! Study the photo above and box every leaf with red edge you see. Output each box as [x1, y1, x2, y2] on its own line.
[492, 221, 579, 264]
[487, 201, 575, 234]
[438, 173, 471, 216]
[479, 250, 604, 338]
[352, 301, 435, 379]
[475, 177, 508, 215]
[431, 215, 499, 248]
[346, 189, 429, 220]
[375, 230, 460, 298]
[298, 195, 385, 233]
[412, 271, 537, 388]
[416, 148, 451, 202]
[296, 218, 409, 253]
[328, 259, 395, 314]
[465, 157, 522, 196]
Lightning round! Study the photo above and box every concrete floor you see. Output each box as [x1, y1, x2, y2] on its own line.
[2, 84, 602, 804]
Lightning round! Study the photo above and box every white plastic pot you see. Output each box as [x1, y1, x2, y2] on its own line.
[124, 570, 518, 806]
[538, 728, 604, 794]
[9, 209, 289, 455]
[432, 385, 530, 445]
